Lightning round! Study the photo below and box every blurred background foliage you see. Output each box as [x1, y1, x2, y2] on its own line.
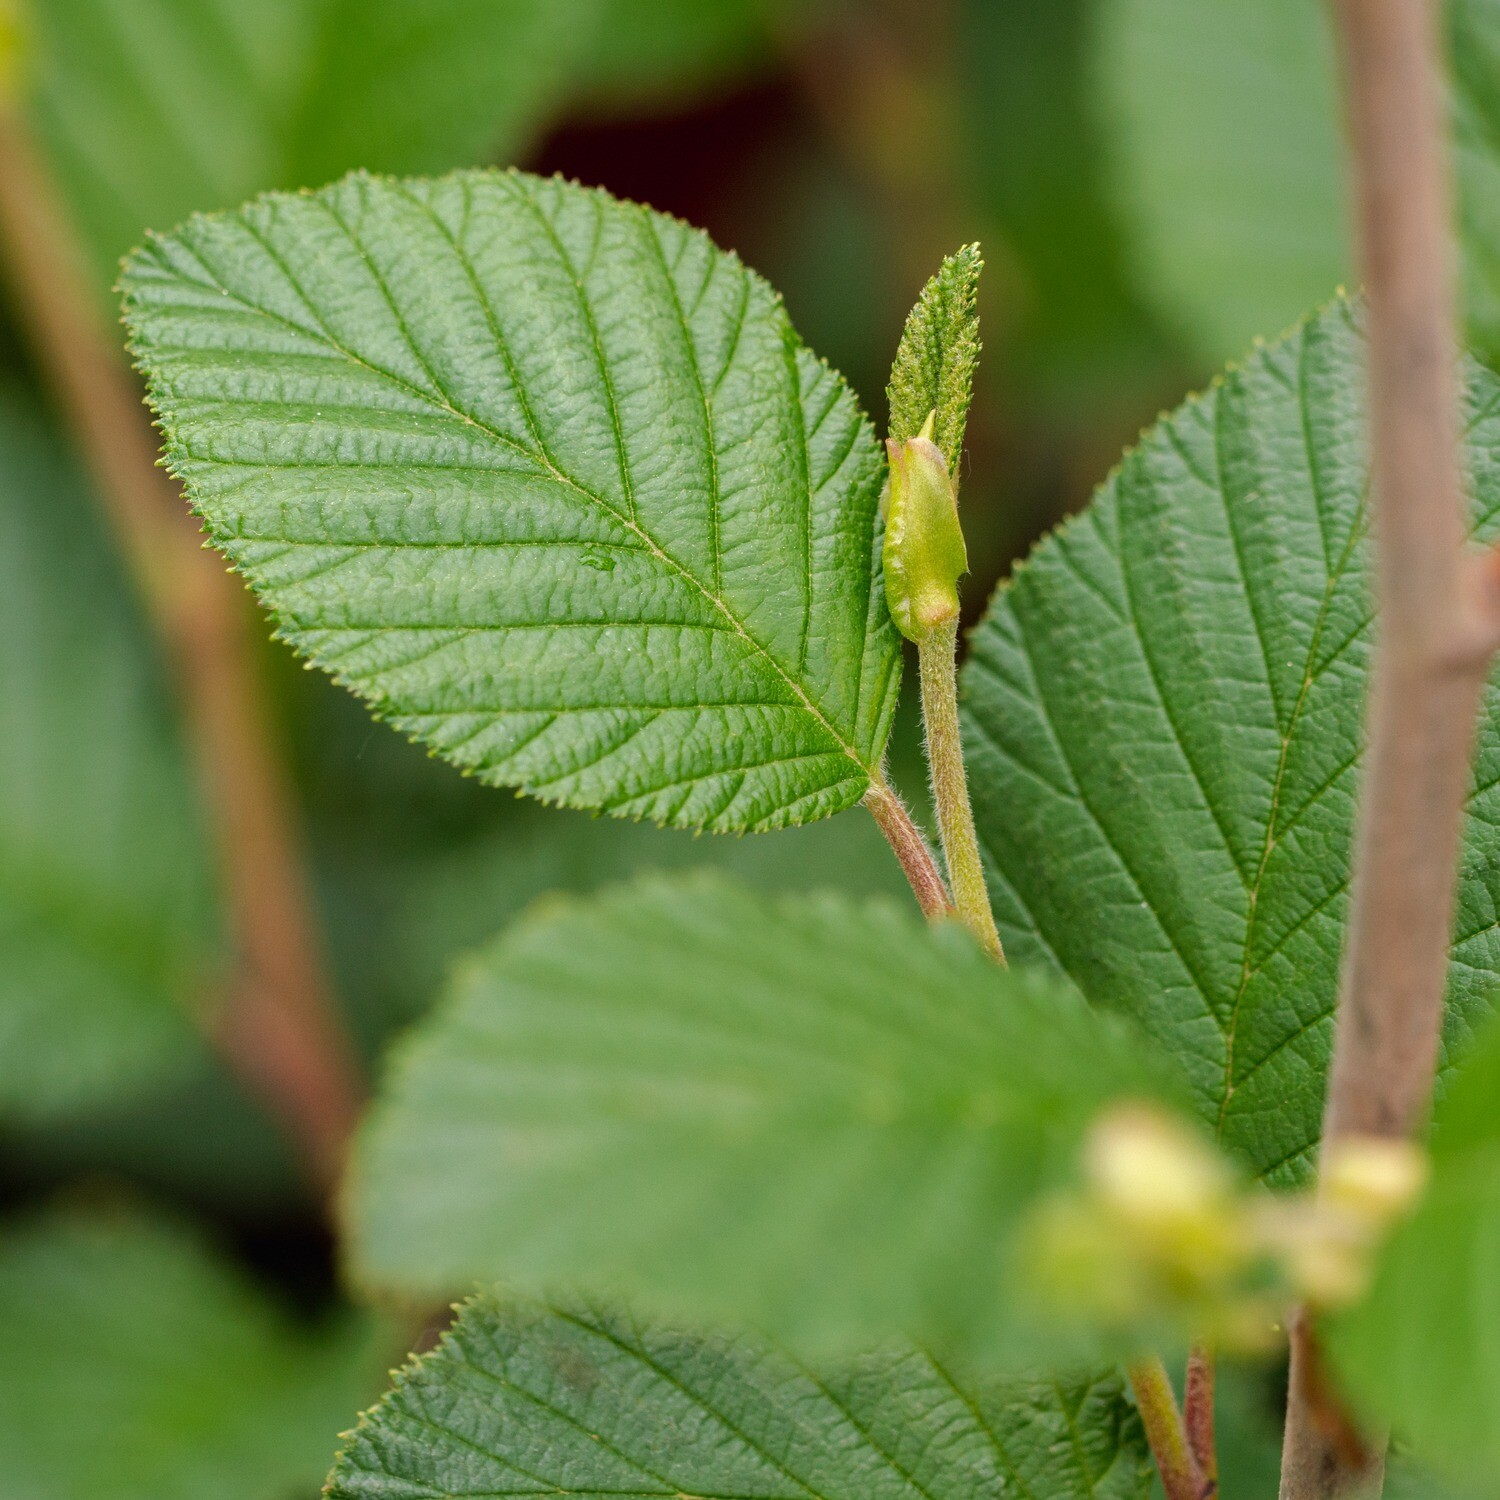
[0, 0, 1439, 1494]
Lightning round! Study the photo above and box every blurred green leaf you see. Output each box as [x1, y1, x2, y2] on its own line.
[957, 0, 1178, 398]
[0, 1202, 390, 1500]
[315, 749, 915, 1043]
[121, 170, 901, 834]
[26, 0, 596, 298]
[1329, 1015, 1500, 1480]
[575, 0, 782, 108]
[348, 872, 1170, 1360]
[0, 387, 218, 1122]
[329, 1296, 1153, 1500]
[961, 298, 1500, 1188]
[1091, 0, 1500, 367]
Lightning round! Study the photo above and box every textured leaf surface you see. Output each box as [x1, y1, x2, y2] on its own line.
[1091, 0, 1500, 367]
[28, 0, 586, 299]
[329, 1296, 1152, 1500]
[122, 170, 901, 833]
[1330, 1019, 1500, 1478]
[349, 873, 1167, 1357]
[962, 299, 1500, 1187]
[0, 1205, 388, 1500]
[0, 391, 217, 1121]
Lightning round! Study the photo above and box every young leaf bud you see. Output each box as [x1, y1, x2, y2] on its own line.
[883, 412, 968, 644]
[886, 244, 982, 468]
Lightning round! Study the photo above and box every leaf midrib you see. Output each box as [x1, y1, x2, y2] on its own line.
[143, 183, 875, 778]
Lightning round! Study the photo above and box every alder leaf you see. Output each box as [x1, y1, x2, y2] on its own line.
[1328, 1017, 1500, 1479]
[0, 1204, 389, 1500]
[121, 170, 901, 834]
[1090, 0, 1500, 367]
[347, 872, 1171, 1358]
[328, 1296, 1153, 1500]
[961, 297, 1500, 1187]
[0, 390, 218, 1121]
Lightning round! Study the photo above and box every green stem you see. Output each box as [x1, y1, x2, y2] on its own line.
[1128, 1357, 1208, 1500]
[917, 616, 1003, 962]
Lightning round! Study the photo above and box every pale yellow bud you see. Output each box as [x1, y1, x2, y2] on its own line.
[1086, 1104, 1231, 1234]
[1321, 1135, 1428, 1230]
[1273, 1208, 1371, 1307]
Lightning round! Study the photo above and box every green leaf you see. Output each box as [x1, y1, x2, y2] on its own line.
[0, 1203, 389, 1500]
[576, 0, 782, 106]
[961, 297, 1500, 1187]
[347, 872, 1169, 1358]
[27, 0, 592, 299]
[328, 1296, 1153, 1500]
[1090, 0, 1500, 367]
[887, 244, 983, 467]
[958, 0, 1176, 401]
[0, 388, 218, 1121]
[121, 169, 902, 834]
[277, 0, 593, 188]
[1328, 1017, 1500, 1479]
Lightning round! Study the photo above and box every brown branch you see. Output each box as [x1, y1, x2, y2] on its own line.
[864, 775, 955, 922]
[0, 103, 362, 1196]
[1281, 0, 1487, 1493]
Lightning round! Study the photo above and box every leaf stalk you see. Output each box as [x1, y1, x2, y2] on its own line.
[1128, 1356, 1212, 1500]
[864, 775, 954, 923]
[1183, 1344, 1218, 1490]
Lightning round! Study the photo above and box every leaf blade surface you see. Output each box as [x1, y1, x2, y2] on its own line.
[348, 872, 1168, 1358]
[962, 299, 1500, 1184]
[328, 1296, 1154, 1500]
[122, 170, 901, 832]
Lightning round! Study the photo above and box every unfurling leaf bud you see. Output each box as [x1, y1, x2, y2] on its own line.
[883, 412, 968, 644]
[887, 244, 982, 467]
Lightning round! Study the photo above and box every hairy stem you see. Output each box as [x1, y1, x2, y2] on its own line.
[918, 619, 1004, 961]
[1183, 1345, 1218, 1493]
[1281, 0, 1498, 1492]
[0, 102, 362, 1195]
[1128, 1357, 1209, 1500]
[1283, 1311, 1382, 1499]
[864, 775, 954, 922]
